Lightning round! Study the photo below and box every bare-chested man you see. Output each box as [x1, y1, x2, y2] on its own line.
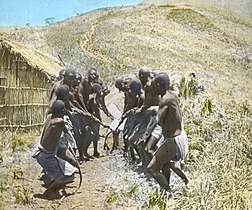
[48, 68, 107, 162]
[123, 77, 143, 113]
[138, 68, 160, 111]
[47, 84, 71, 115]
[136, 68, 161, 168]
[114, 76, 145, 161]
[48, 69, 66, 102]
[78, 68, 99, 110]
[46, 83, 77, 155]
[48, 68, 85, 112]
[33, 100, 77, 195]
[87, 83, 103, 157]
[147, 73, 188, 190]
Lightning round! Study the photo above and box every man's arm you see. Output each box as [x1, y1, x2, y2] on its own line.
[98, 95, 114, 119]
[157, 102, 169, 126]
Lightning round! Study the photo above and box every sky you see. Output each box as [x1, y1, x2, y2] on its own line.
[0, 0, 141, 27]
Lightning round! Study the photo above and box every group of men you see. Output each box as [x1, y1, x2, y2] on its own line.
[33, 67, 112, 195]
[32, 65, 189, 196]
[115, 68, 189, 191]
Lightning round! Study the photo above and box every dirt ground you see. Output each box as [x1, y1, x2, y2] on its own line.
[4, 88, 166, 210]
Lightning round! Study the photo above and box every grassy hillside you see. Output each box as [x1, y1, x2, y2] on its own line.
[142, 0, 252, 18]
[1, 2, 251, 108]
[0, 1, 251, 210]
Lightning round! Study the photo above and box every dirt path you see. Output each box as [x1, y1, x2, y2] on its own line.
[79, 12, 119, 68]
[4, 136, 128, 210]
[5, 89, 152, 210]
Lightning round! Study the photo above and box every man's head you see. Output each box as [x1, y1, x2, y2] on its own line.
[55, 84, 70, 101]
[92, 83, 102, 94]
[51, 100, 66, 116]
[102, 86, 110, 96]
[64, 68, 77, 87]
[129, 78, 142, 96]
[88, 68, 99, 83]
[56, 69, 66, 81]
[73, 71, 82, 88]
[115, 77, 124, 91]
[138, 68, 150, 86]
[152, 73, 170, 96]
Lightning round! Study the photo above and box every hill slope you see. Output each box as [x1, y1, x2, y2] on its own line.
[1, 2, 251, 108]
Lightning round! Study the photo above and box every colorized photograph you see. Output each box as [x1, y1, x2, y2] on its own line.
[0, 0, 251, 209]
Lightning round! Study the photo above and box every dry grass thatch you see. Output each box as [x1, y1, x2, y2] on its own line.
[0, 39, 62, 129]
[0, 39, 61, 77]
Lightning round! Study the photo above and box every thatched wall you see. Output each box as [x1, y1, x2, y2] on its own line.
[0, 40, 61, 130]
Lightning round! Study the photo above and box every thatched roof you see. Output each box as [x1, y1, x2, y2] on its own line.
[0, 39, 62, 77]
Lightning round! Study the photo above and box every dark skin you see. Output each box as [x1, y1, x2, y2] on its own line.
[49, 68, 84, 112]
[47, 84, 71, 116]
[48, 69, 66, 102]
[78, 68, 99, 110]
[147, 73, 188, 190]
[49, 69, 107, 162]
[138, 68, 150, 86]
[123, 79, 145, 161]
[145, 135, 159, 159]
[87, 83, 102, 157]
[97, 86, 114, 119]
[70, 74, 89, 113]
[138, 68, 161, 111]
[40, 100, 78, 194]
[42, 100, 76, 161]
[47, 89, 80, 168]
[48, 79, 63, 103]
[115, 76, 132, 92]
[135, 69, 161, 169]
[114, 77, 143, 154]
[49, 69, 88, 161]
[40, 111, 67, 152]
[123, 78, 143, 113]
[76, 68, 108, 161]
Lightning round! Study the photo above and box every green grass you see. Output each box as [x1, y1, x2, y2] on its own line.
[167, 8, 217, 30]
[0, 130, 37, 208]
[104, 77, 252, 209]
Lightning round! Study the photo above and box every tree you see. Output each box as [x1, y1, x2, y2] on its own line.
[45, 17, 55, 25]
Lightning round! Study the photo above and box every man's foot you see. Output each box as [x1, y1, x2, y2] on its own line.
[80, 154, 94, 161]
[183, 178, 189, 185]
[63, 174, 75, 184]
[43, 181, 65, 197]
[136, 165, 149, 175]
[160, 185, 171, 192]
[93, 152, 100, 158]
[43, 190, 62, 199]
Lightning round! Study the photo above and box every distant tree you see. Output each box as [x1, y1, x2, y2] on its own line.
[25, 23, 30, 27]
[45, 17, 56, 25]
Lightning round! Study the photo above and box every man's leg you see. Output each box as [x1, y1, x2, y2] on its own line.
[112, 131, 120, 152]
[145, 135, 159, 157]
[137, 141, 150, 170]
[82, 136, 93, 161]
[147, 143, 170, 189]
[162, 163, 171, 187]
[170, 162, 189, 185]
[93, 125, 100, 157]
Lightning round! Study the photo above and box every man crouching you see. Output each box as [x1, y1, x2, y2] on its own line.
[32, 100, 78, 196]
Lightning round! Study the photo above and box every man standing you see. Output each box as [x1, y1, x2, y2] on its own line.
[147, 73, 188, 190]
